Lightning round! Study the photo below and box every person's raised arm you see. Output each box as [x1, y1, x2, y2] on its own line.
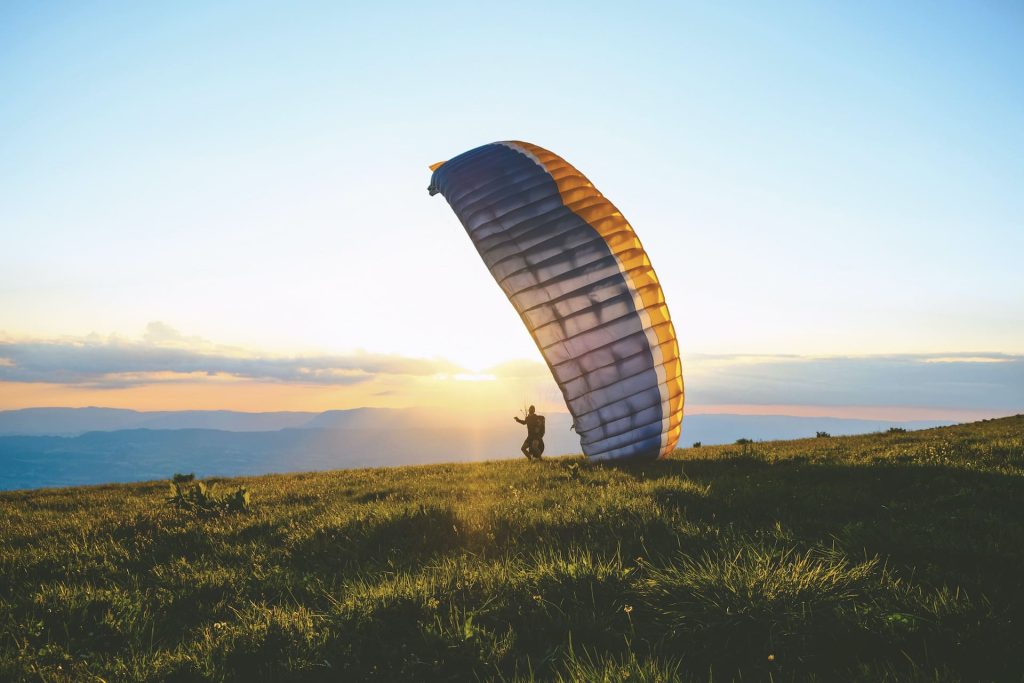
[514, 416, 526, 424]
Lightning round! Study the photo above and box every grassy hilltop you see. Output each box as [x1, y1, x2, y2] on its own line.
[1, 417, 1022, 682]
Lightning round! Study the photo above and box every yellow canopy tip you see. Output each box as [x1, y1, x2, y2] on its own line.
[429, 160, 446, 172]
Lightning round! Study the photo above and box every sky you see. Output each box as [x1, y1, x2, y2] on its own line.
[1, 1, 1022, 419]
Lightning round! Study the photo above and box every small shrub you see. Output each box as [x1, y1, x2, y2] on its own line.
[172, 472, 195, 483]
[735, 438, 754, 445]
[887, 427, 907, 434]
[692, 441, 702, 448]
[168, 477, 251, 514]
[816, 431, 831, 438]
[221, 486, 252, 512]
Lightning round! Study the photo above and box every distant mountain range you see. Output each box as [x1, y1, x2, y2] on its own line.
[0, 407, 319, 435]
[0, 407, 953, 490]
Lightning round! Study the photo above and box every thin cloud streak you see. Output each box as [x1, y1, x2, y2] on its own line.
[0, 323, 464, 388]
[0, 326, 1021, 415]
[685, 352, 1024, 411]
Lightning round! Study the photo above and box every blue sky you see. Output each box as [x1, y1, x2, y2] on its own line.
[1, 1, 1021, 415]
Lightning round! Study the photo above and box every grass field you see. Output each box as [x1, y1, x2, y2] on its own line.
[1, 416, 1022, 681]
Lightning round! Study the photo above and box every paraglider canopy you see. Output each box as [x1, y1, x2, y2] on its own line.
[429, 141, 684, 462]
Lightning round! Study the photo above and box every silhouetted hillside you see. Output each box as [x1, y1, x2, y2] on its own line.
[1, 417, 1021, 680]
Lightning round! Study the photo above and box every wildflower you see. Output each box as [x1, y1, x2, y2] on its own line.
[532, 594, 542, 602]
[768, 654, 775, 662]
[623, 604, 633, 614]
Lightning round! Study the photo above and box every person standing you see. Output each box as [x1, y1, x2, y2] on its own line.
[514, 405, 546, 460]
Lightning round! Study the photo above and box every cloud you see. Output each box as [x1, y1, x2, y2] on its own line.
[0, 323, 465, 388]
[485, 359, 551, 378]
[685, 352, 1024, 411]
[1, 325, 1020, 414]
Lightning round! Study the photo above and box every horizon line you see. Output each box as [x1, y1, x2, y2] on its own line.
[0, 403, 1017, 424]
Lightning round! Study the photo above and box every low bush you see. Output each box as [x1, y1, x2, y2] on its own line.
[167, 477, 251, 514]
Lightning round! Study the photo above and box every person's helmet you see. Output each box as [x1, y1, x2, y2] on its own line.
[528, 405, 536, 414]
